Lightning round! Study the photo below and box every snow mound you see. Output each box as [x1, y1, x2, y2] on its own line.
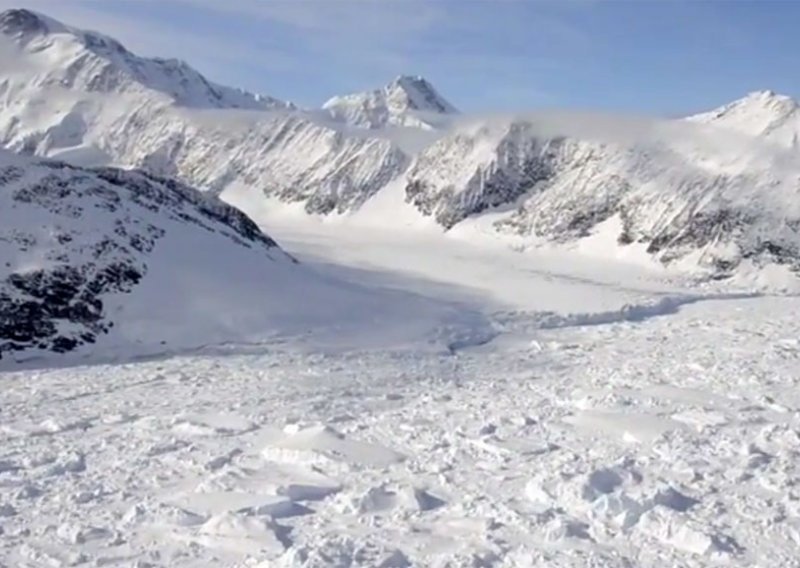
[262, 424, 405, 469]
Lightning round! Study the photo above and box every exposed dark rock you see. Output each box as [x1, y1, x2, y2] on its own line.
[0, 156, 286, 360]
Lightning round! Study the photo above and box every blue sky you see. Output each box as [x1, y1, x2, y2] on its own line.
[5, 0, 798, 115]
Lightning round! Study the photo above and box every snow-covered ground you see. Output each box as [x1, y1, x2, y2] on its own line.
[3, 217, 799, 567]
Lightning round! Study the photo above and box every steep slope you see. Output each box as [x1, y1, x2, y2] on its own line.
[686, 90, 800, 148]
[0, 9, 412, 214]
[404, 114, 800, 273]
[0, 150, 299, 362]
[322, 75, 458, 129]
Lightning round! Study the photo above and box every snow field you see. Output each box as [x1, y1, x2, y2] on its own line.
[3, 266, 800, 566]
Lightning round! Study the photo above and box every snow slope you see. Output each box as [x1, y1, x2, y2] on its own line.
[0, 150, 492, 369]
[686, 90, 800, 147]
[0, 149, 285, 363]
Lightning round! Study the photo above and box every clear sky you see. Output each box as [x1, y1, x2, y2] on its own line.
[4, 0, 798, 115]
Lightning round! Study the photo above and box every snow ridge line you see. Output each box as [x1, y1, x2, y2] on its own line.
[494, 292, 763, 332]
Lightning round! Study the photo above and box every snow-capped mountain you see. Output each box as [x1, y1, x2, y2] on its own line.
[0, 8, 291, 110]
[0, 9, 411, 214]
[407, 113, 800, 272]
[687, 90, 800, 148]
[3, 8, 800, 279]
[322, 75, 458, 129]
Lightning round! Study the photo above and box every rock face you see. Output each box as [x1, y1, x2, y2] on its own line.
[0, 150, 287, 360]
[405, 122, 574, 228]
[405, 115, 800, 273]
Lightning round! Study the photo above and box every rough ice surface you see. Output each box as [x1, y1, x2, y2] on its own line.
[3, 216, 800, 567]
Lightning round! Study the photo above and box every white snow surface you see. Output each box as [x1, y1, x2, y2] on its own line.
[2, 215, 800, 567]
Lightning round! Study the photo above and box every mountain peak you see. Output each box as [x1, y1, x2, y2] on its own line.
[385, 75, 457, 114]
[388, 74, 433, 91]
[686, 89, 800, 146]
[736, 89, 795, 106]
[0, 8, 65, 37]
[322, 75, 457, 129]
[0, 8, 292, 111]
[690, 89, 798, 120]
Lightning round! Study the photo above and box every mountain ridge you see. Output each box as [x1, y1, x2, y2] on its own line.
[2, 8, 800, 281]
[0, 8, 292, 111]
[0, 149, 296, 362]
[686, 89, 800, 147]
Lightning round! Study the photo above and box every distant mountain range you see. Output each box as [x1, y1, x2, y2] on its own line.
[3, 7, 800, 279]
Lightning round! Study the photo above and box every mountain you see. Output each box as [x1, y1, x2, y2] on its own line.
[406, 114, 800, 274]
[0, 9, 412, 215]
[0, 8, 291, 111]
[2, 8, 800, 280]
[322, 75, 458, 129]
[686, 90, 800, 148]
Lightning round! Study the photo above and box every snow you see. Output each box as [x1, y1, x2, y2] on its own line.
[4, 208, 800, 566]
[323, 75, 458, 130]
[4, 7, 800, 567]
[3, 259, 800, 566]
[686, 90, 800, 147]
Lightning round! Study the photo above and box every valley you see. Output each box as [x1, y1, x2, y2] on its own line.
[1, 6, 800, 567]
